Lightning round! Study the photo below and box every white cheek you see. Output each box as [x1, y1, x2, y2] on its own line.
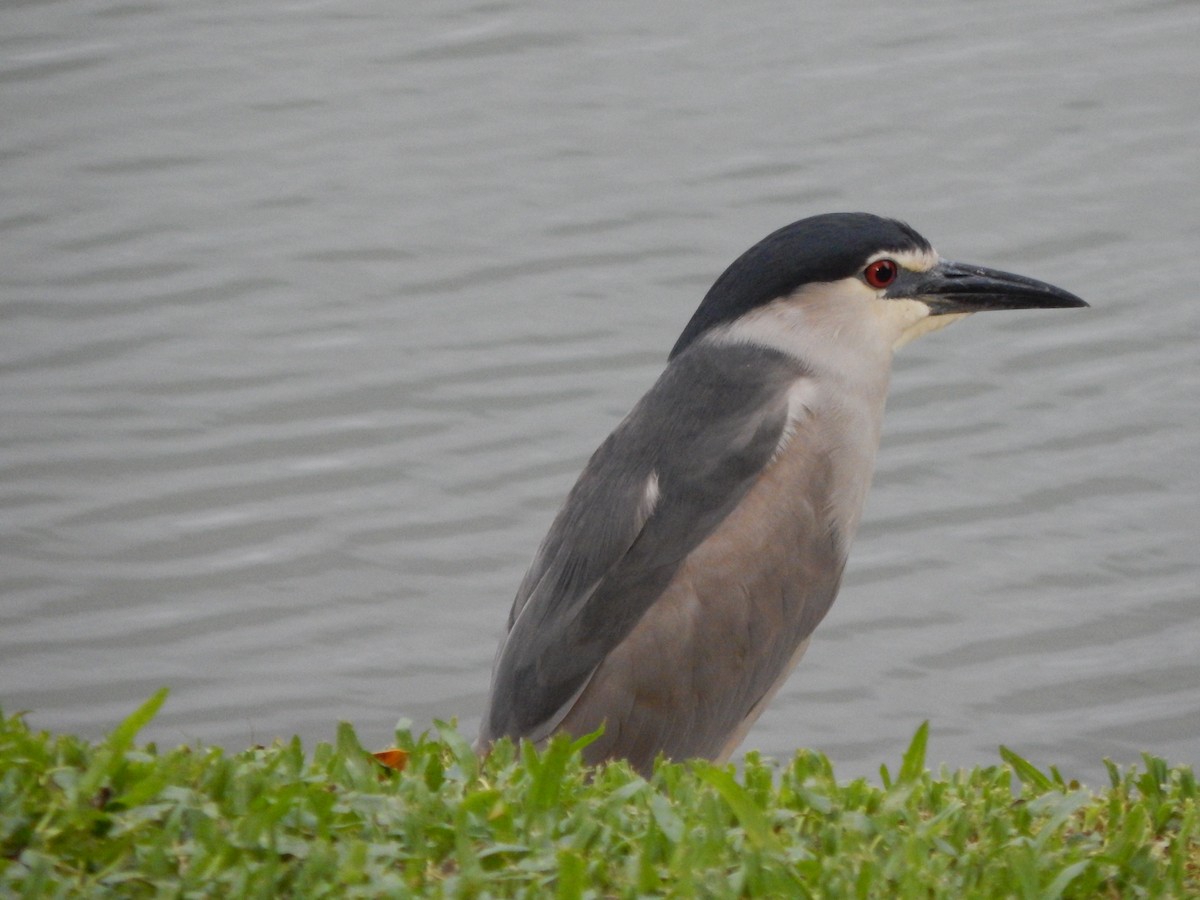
[869, 297, 970, 349]
[869, 297, 932, 347]
[711, 279, 882, 361]
[893, 311, 970, 349]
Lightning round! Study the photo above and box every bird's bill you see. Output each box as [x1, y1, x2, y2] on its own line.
[903, 260, 1088, 315]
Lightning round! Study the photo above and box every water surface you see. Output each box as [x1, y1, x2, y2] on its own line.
[3, 0, 1198, 783]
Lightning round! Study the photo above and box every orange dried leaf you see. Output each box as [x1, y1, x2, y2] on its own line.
[371, 748, 409, 771]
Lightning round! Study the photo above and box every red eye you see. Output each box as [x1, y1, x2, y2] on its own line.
[864, 258, 899, 289]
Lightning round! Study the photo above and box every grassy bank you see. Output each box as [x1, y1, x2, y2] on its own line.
[2, 690, 1196, 897]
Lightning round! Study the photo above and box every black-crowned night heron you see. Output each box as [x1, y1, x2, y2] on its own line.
[477, 212, 1086, 775]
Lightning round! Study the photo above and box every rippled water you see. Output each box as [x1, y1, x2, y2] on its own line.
[3, 0, 1198, 784]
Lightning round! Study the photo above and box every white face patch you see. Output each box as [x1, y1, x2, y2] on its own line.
[865, 246, 940, 274]
[892, 311, 969, 348]
[870, 297, 970, 350]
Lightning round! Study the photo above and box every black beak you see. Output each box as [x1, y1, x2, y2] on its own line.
[902, 260, 1088, 316]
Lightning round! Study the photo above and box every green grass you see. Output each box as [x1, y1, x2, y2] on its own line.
[2, 690, 1196, 898]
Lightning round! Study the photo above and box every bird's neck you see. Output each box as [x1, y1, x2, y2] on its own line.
[708, 285, 897, 407]
[708, 293, 896, 546]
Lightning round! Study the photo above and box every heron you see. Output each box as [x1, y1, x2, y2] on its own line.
[477, 212, 1086, 775]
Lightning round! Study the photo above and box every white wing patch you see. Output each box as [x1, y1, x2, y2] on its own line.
[770, 379, 819, 463]
[635, 471, 661, 531]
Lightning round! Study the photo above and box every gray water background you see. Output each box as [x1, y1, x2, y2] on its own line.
[3, 0, 1198, 785]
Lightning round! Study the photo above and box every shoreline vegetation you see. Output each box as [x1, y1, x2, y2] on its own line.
[2, 690, 1196, 897]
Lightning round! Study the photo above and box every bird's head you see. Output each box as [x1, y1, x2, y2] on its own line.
[669, 213, 1087, 361]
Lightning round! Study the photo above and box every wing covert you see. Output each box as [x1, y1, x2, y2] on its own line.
[481, 342, 812, 743]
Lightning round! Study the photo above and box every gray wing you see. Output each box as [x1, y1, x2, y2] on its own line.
[481, 342, 822, 746]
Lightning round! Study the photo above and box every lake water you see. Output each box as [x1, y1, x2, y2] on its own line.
[3, 0, 1198, 785]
